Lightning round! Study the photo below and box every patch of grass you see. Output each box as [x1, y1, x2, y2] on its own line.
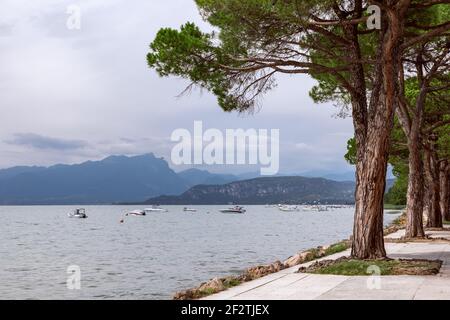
[300, 242, 350, 264]
[324, 242, 349, 256]
[197, 287, 216, 297]
[444, 220, 450, 225]
[313, 260, 398, 275]
[223, 278, 242, 289]
[299, 258, 442, 276]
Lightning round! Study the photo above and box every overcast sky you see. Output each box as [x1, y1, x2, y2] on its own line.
[0, 0, 355, 175]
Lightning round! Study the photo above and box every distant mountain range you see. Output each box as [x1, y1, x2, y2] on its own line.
[300, 171, 357, 182]
[0, 154, 248, 205]
[0, 154, 395, 205]
[144, 176, 396, 205]
[144, 176, 357, 205]
[178, 168, 238, 186]
[0, 154, 185, 204]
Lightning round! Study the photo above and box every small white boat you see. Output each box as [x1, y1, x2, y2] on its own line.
[144, 205, 168, 213]
[127, 210, 146, 216]
[220, 206, 246, 214]
[277, 204, 298, 212]
[183, 207, 197, 212]
[68, 208, 88, 219]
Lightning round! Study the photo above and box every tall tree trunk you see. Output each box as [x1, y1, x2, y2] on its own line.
[404, 134, 425, 238]
[351, 72, 393, 259]
[343, 19, 387, 260]
[424, 148, 442, 228]
[396, 83, 426, 238]
[439, 160, 449, 222]
[350, 2, 409, 259]
[352, 128, 390, 259]
[446, 173, 450, 221]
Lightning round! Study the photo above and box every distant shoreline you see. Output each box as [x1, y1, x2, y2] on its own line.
[0, 202, 356, 206]
[0, 203, 407, 209]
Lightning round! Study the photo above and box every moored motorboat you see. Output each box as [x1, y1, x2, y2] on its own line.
[183, 207, 197, 212]
[144, 205, 168, 213]
[220, 206, 246, 214]
[127, 210, 146, 216]
[68, 208, 88, 219]
[277, 204, 298, 212]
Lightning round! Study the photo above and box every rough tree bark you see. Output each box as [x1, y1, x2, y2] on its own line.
[424, 146, 442, 228]
[404, 133, 425, 238]
[351, 58, 393, 259]
[352, 118, 391, 258]
[439, 160, 449, 222]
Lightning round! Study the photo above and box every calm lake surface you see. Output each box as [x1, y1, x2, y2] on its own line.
[0, 205, 400, 299]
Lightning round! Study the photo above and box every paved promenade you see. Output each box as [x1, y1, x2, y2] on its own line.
[204, 229, 450, 300]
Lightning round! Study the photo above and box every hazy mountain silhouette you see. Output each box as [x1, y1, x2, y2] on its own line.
[144, 176, 357, 205]
[178, 168, 238, 186]
[0, 154, 188, 205]
[0, 154, 395, 205]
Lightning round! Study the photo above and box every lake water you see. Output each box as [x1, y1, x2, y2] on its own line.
[0, 205, 400, 299]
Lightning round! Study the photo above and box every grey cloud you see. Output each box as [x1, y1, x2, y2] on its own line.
[5, 133, 88, 150]
[0, 23, 13, 37]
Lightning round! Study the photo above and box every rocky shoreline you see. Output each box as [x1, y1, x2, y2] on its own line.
[173, 213, 406, 300]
